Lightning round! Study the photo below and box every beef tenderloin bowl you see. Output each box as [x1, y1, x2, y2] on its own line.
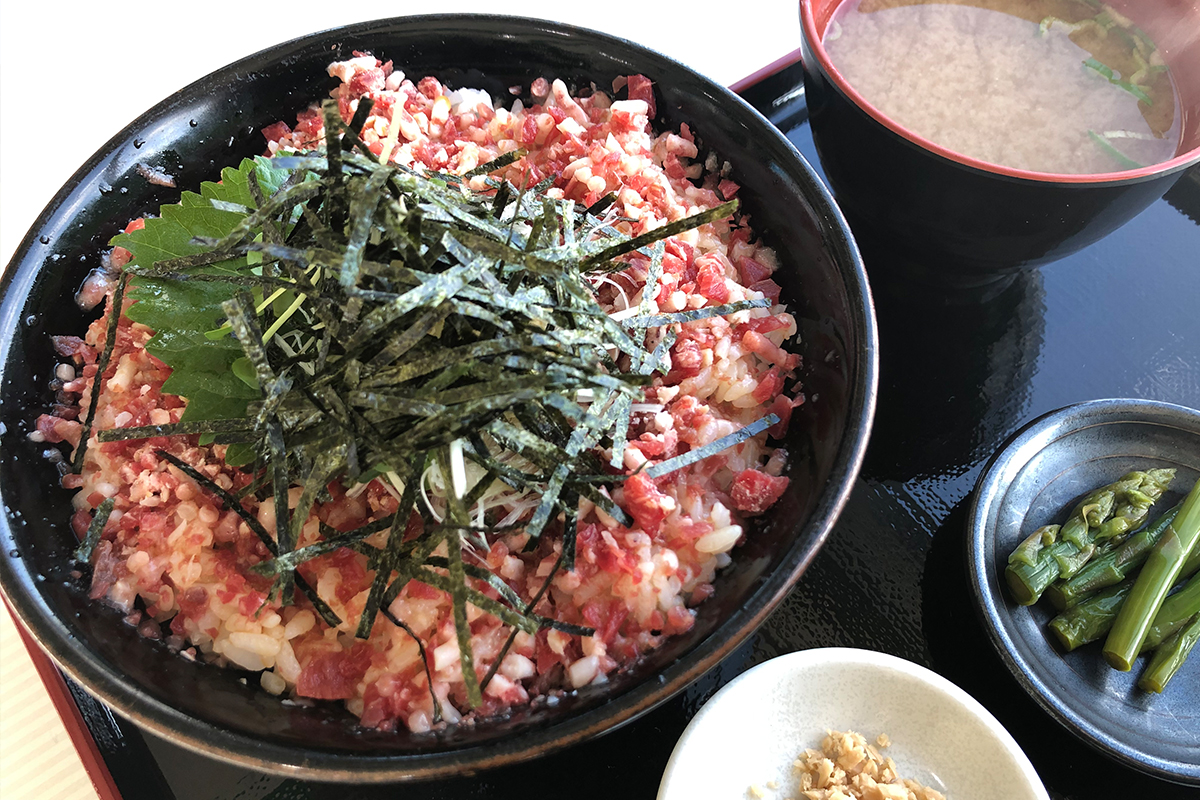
[0, 14, 877, 782]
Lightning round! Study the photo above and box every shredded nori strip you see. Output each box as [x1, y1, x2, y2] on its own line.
[623, 298, 771, 328]
[73, 272, 128, 472]
[579, 200, 738, 267]
[74, 496, 115, 563]
[126, 248, 248, 276]
[434, 445, 485, 706]
[645, 413, 780, 478]
[462, 147, 528, 178]
[356, 455, 425, 640]
[382, 607, 443, 723]
[249, 522, 383, 576]
[480, 526, 571, 693]
[97, 419, 255, 442]
[156, 450, 341, 627]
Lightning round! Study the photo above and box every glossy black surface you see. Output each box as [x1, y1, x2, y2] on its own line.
[798, 0, 1200, 280]
[0, 16, 874, 782]
[60, 60, 1200, 800]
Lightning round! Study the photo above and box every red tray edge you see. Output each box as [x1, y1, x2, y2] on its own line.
[4, 596, 124, 800]
[728, 48, 803, 95]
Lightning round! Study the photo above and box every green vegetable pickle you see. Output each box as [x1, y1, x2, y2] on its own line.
[1008, 524, 1059, 568]
[1045, 503, 1181, 610]
[1138, 614, 1200, 693]
[1142, 571, 1200, 652]
[1047, 551, 1200, 652]
[1005, 470, 1174, 605]
[1104, 477, 1200, 671]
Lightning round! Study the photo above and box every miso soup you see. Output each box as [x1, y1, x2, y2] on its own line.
[823, 0, 1182, 174]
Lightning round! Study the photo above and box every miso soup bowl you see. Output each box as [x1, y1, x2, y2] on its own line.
[799, 0, 1200, 281]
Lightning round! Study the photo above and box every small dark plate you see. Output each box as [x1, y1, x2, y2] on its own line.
[967, 399, 1200, 785]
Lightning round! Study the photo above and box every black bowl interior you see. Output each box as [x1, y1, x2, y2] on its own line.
[0, 14, 876, 780]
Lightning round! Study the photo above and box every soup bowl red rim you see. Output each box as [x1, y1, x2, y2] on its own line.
[799, 0, 1200, 185]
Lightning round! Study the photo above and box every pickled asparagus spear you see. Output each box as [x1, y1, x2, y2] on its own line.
[1009, 525, 1060, 568]
[1138, 614, 1200, 693]
[1143, 572, 1200, 651]
[1048, 555, 1200, 651]
[1045, 503, 1181, 610]
[1104, 476, 1200, 671]
[1091, 468, 1177, 544]
[1006, 470, 1175, 605]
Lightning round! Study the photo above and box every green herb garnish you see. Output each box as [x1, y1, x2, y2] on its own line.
[1082, 57, 1154, 105]
[1088, 130, 1146, 170]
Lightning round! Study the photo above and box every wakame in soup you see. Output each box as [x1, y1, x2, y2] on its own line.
[824, 0, 1182, 174]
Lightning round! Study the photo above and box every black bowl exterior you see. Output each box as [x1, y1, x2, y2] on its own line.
[798, 3, 1200, 279]
[0, 15, 877, 781]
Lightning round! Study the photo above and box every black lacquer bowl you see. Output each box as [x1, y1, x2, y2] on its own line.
[0, 15, 877, 781]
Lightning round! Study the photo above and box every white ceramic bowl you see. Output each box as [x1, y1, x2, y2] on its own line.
[658, 648, 1049, 800]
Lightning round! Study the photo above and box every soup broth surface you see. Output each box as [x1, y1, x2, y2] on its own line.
[824, 0, 1182, 174]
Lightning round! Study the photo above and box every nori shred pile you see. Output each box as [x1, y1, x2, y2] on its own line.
[90, 96, 774, 707]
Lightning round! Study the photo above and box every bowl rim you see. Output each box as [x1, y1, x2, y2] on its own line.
[657, 647, 1051, 800]
[0, 12, 879, 781]
[798, 0, 1200, 186]
[965, 397, 1200, 785]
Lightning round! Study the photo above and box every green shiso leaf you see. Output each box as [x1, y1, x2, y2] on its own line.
[115, 158, 293, 459]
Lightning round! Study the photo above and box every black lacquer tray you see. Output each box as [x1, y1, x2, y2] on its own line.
[49, 59, 1200, 800]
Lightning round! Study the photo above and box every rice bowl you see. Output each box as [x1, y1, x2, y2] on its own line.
[0, 15, 876, 779]
[39, 54, 805, 732]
